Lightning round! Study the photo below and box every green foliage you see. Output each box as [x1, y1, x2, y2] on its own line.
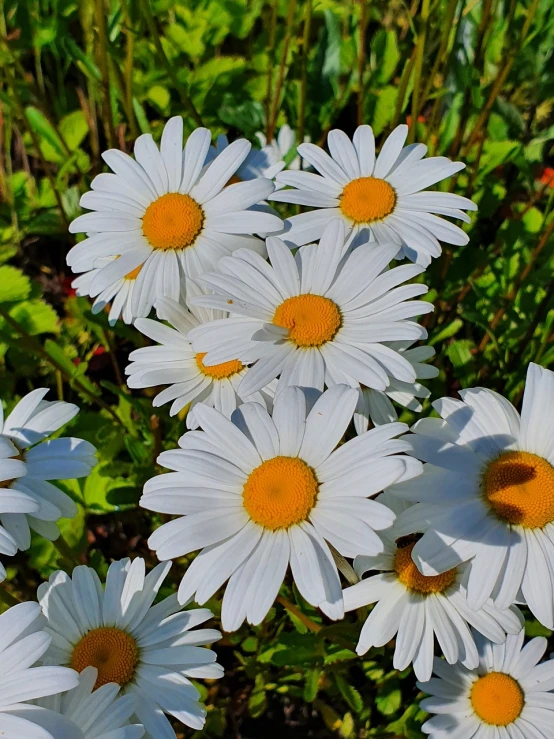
[1, 0, 554, 735]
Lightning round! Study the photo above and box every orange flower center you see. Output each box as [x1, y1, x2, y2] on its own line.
[470, 672, 524, 726]
[483, 451, 554, 529]
[243, 456, 318, 530]
[273, 294, 341, 347]
[142, 193, 204, 250]
[71, 626, 139, 690]
[339, 176, 397, 223]
[195, 352, 244, 380]
[394, 541, 457, 594]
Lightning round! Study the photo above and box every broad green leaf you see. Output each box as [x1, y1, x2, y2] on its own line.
[0, 266, 31, 303]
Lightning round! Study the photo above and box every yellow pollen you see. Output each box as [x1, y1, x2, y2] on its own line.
[273, 294, 341, 348]
[470, 673, 524, 726]
[142, 193, 204, 250]
[483, 451, 554, 529]
[70, 626, 139, 690]
[195, 352, 244, 380]
[243, 456, 318, 530]
[227, 174, 242, 185]
[339, 176, 397, 223]
[125, 264, 142, 280]
[394, 541, 457, 594]
[0, 450, 24, 488]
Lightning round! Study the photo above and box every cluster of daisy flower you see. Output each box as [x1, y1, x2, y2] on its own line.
[2, 117, 554, 738]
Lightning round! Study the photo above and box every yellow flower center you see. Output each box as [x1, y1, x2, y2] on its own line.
[195, 352, 244, 380]
[483, 451, 554, 529]
[141, 193, 204, 250]
[227, 174, 242, 185]
[125, 264, 142, 281]
[339, 176, 397, 223]
[273, 294, 341, 348]
[243, 456, 318, 530]
[470, 672, 524, 726]
[394, 541, 457, 594]
[70, 627, 139, 690]
[0, 450, 24, 488]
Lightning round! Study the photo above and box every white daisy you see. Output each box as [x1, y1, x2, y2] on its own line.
[141, 384, 422, 631]
[126, 290, 276, 425]
[390, 362, 554, 629]
[271, 124, 477, 266]
[38, 558, 223, 737]
[0, 601, 79, 738]
[189, 218, 433, 399]
[343, 494, 523, 681]
[0, 389, 96, 578]
[419, 630, 554, 739]
[33, 667, 144, 739]
[67, 117, 283, 321]
[72, 256, 139, 326]
[211, 133, 285, 180]
[354, 340, 439, 433]
[255, 124, 304, 170]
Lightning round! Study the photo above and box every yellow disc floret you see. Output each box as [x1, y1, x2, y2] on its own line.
[394, 541, 457, 594]
[339, 176, 397, 224]
[71, 626, 139, 690]
[470, 672, 524, 726]
[142, 193, 204, 250]
[483, 451, 554, 529]
[243, 456, 318, 530]
[273, 294, 341, 347]
[125, 264, 142, 281]
[195, 352, 244, 380]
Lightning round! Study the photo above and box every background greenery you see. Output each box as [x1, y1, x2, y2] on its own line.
[1, 0, 554, 735]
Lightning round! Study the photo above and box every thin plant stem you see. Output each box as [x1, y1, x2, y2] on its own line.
[297, 0, 312, 148]
[139, 0, 203, 127]
[276, 595, 322, 633]
[391, 47, 416, 131]
[265, 0, 278, 138]
[267, 0, 297, 142]
[356, 0, 369, 126]
[420, 0, 460, 105]
[0, 587, 21, 607]
[53, 534, 82, 569]
[95, 0, 117, 148]
[408, 0, 430, 143]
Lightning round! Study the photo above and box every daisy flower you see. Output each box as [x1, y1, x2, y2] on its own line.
[34, 667, 144, 739]
[419, 630, 554, 738]
[67, 117, 283, 321]
[271, 124, 477, 266]
[342, 494, 522, 681]
[0, 389, 96, 579]
[189, 218, 433, 399]
[126, 291, 275, 425]
[256, 124, 303, 170]
[210, 133, 285, 181]
[141, 384, 422, 631]
[38, 558, 223, 737]
[71, 256, 139, 326]
[0, 601, 79, 738]
[354, 341, 438, 432]
[390, 362, 554, 628]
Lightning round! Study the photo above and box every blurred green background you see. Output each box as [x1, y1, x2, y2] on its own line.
[1, 0, 554, 736]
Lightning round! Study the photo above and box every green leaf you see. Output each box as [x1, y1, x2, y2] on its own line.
[375, 685, 402, 716]
[10, 300, 59, 335]
[333, 674, 363, 714]
[446, 339, 474, 369]
[430, 318, 463, 345]
[303, 667, 321, 702]
[147, 85, 171, 112]
[25, 106, 65, 163]
[58, 111, 89, 152]
[0, 266, 31, 303]
[372, 86, 398, 136]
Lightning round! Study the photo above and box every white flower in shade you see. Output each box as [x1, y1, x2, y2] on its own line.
[67, 117, 283, 321]
[0, 389, 96, 579]
[126, 291, 275, 425]
[354, 341, 438, 433]
[38, 558, 222, 737]
[271, 124, 477, 266]
[390, 362, 554, 628]
[0, 601, 79, 738]
[141, 384, 422, 631]
[256, 125, 303, 170]
[34, 667, 144, 739]
[38, 558, 223, 739]
[211, 133, 285, 180]
[419, 630, 554, 738]
[189, 219, 433, 399]
[72, 256, 140, 326]
[342, 494, 522, 681]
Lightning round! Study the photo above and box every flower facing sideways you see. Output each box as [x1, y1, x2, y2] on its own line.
[141, 384, 422, 631]
[271, 124, 476, 266]
[67, 117, 283, 321]
[343, 494, 522, 681]
[189, 218, 432, 400]
[38, 558, 222, 737]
